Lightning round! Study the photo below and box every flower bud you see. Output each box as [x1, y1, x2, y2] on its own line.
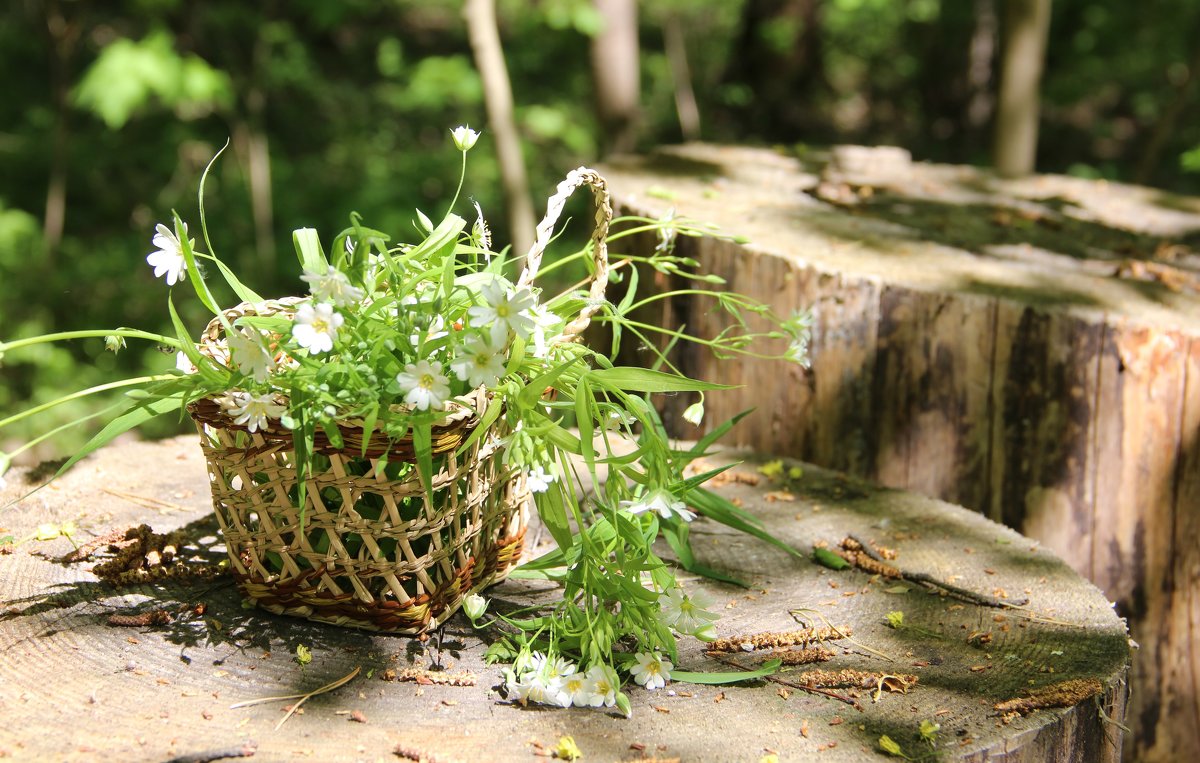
[451, 125, 480, 152]
[463, 593, 488, 622]
[693, 623, 718, 642]
[681, 401, 704, 426]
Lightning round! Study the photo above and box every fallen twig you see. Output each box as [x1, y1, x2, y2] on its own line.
[229, 666, 361, 731]
[845, 535, 1028, 608]
[162, 741, 257, 763]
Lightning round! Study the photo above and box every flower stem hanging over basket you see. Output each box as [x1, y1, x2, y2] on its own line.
[1, 129, 813, 712]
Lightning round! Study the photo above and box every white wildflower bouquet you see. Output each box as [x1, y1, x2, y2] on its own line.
[0, 127, 812, 715]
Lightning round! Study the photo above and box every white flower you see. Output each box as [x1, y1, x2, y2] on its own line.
[395, 360, 451, 411]
[472, 200, 491, 252]
[786, 339, 810, 367]
[450, 336, 505, 388]
[660, 586, 719, 636]
[223, 391, 286, 434]
[292, 302, 344, 354]
[451, 125, 480, 152]
[529, 304, 560, 359]
[531, 653, 576, 686]
[146, 222, 193, 286]
[621, 490, 696, 522]
[562, 671, 591, 708]
[630, 652, 672, 690]
[227, 326, 276, 382]
[509, 674, 570, 708]
[580, 665, 618, 708]
[506, 652, 575, 708]
[681, 401, 705, 427]
[300, 267, 365, 307]
[468, 280, 537, 346]
[525, 465, 556, 494]
[175, 351, 197, 374]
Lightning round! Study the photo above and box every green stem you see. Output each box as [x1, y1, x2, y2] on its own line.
[593, 318, 786, 361]
[446, 150, 468, 219]
[622, 288, 747, 314]
[0, 375, 174, 430]
[4, 402, 124, 458]
[0, 329, 182, 354]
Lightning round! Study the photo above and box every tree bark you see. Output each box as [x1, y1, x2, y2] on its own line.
[464, 0, 534, 257]
[992, 0, 1052, 177]
[590, 0, 640, 156]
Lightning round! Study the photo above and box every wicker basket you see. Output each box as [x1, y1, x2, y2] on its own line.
[190, 168, 611, 634]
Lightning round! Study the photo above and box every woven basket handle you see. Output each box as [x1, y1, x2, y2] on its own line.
[517, 167, 611, 343]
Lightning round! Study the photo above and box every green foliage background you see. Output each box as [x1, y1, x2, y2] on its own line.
[3, 0, 1199, 462]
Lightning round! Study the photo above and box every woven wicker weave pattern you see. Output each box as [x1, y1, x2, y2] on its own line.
[196, 419, 529, 633]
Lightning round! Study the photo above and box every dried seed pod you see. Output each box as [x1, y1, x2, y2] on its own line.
[994, 678, 1103, 715]
[707, 625, 853, 653]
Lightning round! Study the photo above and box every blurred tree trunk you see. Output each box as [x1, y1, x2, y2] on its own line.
[43, 0, 79, 264]
[465, 0, 534, 257]
[664, 14, 700, 141]
[966, 0, 998, 130]
[721, 0, 827, 142]
[590, 0, 640, 156]
[993, 0, 1051, 177]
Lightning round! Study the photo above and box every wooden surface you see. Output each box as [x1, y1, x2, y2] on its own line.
[0, 436, 1129, 761]
[600, 144, 1200, 761]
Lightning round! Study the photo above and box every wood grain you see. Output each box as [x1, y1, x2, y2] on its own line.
[602, 143, 1200, 761]
[0, 437, 1129, 761]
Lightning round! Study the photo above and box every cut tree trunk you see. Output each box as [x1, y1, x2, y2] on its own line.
[0, 436, 1129, 761]
[601, 142, 1200, 762]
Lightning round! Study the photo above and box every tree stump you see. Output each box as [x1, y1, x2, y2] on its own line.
[600, 143, 1200, 762]
[0, 437, 1129, 761]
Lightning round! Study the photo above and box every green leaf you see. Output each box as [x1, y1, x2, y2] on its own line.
[535, 482, 575, 552]
[574, 376, 596, 476]
[293, 228, 328, 274]
[413, 420, 433, 495]
[691, 409, 754, 456]
[55, 388, 187, 477]
[517, 356, 582, 410]
[588, 367, 734, 394]
[661, 521, 749, 587]
[813, 547, 850, 570]
[167, 294, 222, 385]
[671, 462, 738, 494]
[672, 658, 781, 685]
[175, 212, 220, 315]
[400, 213, 465, 267]
[455, 394, 503, 456]
[687, 488, 802, 559]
